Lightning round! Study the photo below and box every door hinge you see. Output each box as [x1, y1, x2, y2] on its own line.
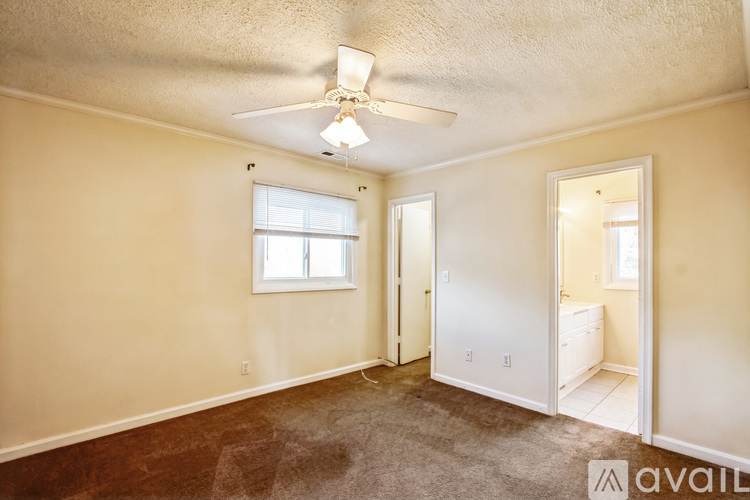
[397, 335, 401, 343]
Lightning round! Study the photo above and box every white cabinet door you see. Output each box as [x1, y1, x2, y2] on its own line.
[558, 339, 566, 388]
[592, 320, 604, 365]
[574, 328, 589, 377]
[585, 328, 596, 370]
[558, 306, 605, 393]
[580, 322, 605, 370]
[559, 333, 574, 387]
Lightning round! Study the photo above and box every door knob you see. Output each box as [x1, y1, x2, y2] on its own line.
[425, 289, 432, 294]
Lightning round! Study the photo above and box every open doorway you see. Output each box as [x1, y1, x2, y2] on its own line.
[547, 157, 653, 445]
[387, 194, 436, 370]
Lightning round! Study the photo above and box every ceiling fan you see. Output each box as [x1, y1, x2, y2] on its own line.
[232, 45, 457, 148]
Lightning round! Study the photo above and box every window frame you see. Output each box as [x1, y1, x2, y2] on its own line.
[602, 198, 638, 290]
[252, 182, 357, 294]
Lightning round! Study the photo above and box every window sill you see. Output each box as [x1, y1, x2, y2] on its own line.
[252, 280, 356, 294]
[603, 282, 638, 291]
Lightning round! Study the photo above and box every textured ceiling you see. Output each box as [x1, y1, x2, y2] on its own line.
[1, 1, 747, 176]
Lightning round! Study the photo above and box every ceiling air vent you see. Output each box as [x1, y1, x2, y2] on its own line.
[319, 150, 348, 161]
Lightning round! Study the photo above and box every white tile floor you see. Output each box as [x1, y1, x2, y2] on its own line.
[559, 370, 639, 434]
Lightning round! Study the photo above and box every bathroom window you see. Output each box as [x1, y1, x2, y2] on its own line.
[252, 182, 357, 293]
[602, 199, 638, 290]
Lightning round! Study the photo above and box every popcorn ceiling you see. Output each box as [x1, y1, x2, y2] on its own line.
[0, 0, 746, 175]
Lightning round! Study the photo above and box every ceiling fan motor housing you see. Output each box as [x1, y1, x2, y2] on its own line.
[324, 79, 370, 106]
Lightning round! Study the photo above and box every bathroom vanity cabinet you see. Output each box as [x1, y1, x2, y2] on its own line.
[559, 303, 604, 398]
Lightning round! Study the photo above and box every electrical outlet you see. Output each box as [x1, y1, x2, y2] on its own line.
[593, 272, 600, 283]
[241, 361, 250, 375]
[502, 353, 511, 367]
[465, 349, 472, 362]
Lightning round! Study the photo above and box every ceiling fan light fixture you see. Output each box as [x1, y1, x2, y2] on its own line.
[320, 119, 342, 147]
[320, 109, 369, 148]
[349, 129, 369, 148]
[234, 45, 456, 152]
[339, 113, 361, 144]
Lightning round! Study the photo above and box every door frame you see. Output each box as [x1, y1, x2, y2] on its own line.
[387, 193, 436, 374]
[546, 156, 653, 445]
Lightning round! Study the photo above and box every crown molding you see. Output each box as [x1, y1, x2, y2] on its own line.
[0, 86, 383, 180]
[4, 85, 747, 183]
[389, 89, 750, 179]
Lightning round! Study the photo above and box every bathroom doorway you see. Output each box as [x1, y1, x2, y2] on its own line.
[547, 157, 653, 445]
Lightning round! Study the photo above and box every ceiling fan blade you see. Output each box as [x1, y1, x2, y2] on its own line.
[367, 99, 457, 128]
[337, 45, 375, 92]
[232, 101, 323, 119]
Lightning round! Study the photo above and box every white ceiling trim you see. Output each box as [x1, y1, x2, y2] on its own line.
[744, 0, 750, 89]
[388, 89, 750, 179]
[3, 85, 748, 182]
[0, 86, 383, 180]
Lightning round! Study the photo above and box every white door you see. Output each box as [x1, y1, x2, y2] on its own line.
[399, 201, 432, 364]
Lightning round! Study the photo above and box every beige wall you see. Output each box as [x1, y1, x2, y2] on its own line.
[559, 171, 639, 368]
[386, 98, 750, 460]
[0, 95, 385, 449]
[3, 92, 750, 465]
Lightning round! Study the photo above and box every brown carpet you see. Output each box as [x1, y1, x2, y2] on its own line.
[1, 358, 747, 499]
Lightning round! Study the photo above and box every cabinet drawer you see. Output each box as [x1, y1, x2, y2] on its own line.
[589, 306, 604, 322]
[559, 313, 575, 334]
[573, 310, 589, 329]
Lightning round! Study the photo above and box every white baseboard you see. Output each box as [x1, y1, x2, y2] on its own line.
[0, 359, 385, 464]
[433, 373, 548, 414]
[601, 362, 638, 376]
[653, 434, 750, 474]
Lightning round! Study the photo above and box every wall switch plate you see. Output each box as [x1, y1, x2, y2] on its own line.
[593, 272, 600, 283]
[442, 271, 450, 283]
[502, 353, 511, 367]
[465, 349, 472, 362]
[241, 361, 250, 375]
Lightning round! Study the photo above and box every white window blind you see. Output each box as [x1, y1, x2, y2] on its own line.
[253, 183, 358, 239]
[602, 199, 638, 228]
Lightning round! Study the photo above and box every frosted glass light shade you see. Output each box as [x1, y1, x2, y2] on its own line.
[348, 129, 369, 147]
[320, 113, 370, 148]
[339, 116, 360, 144]
[320, 121, 342, 147]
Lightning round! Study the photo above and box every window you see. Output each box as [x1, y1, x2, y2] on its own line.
[602, 199, 638, 290]
[252, 182, 357, 293]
